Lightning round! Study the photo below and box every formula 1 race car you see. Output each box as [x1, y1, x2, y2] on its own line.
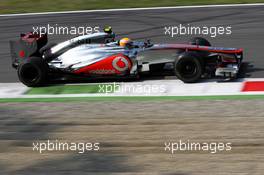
[10, 27, 243, 87]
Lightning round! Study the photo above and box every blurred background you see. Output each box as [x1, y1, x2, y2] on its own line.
[0, 1, 264, 175]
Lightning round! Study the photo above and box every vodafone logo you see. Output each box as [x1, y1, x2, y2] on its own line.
[112, 56, 130, 72]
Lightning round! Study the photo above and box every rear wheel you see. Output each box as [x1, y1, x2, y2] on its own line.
[18, 57, 48, 87]
[175, 52, 203, 83]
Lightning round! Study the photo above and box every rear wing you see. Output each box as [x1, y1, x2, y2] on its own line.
[9, 32, 47, 68]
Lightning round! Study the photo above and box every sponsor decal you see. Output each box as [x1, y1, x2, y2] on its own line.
[112, 56, 129, 72]
[210, 47, 237, 51]
[74, 54, 131, 75]
[19, 50, 25, 58]
[89, 69, 115, 74]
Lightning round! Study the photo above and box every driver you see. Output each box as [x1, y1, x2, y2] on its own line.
[119, 38, 132, 47]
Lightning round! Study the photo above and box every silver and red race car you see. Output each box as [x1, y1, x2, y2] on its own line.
[10, 27, 243, 87]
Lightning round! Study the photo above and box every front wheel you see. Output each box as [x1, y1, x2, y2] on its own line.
[174, 52, 203, 83]
[18, 57, 48, 87]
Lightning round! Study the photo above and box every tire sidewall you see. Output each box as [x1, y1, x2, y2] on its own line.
[18, 57, 48, 87]
[175, 52, 203, 83]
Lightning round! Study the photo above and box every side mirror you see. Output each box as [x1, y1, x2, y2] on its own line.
[147, 39, 151, 44]
[145, 39, 153, 47]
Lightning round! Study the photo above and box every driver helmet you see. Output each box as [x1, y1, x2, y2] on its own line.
[119, 38, 132, 47]
[104, 26, 112, 34]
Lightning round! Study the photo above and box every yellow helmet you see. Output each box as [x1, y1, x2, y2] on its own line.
[119, 38, 131, 47]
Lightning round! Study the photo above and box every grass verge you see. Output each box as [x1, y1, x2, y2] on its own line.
[1, 0, 264, 14]
[26, 84, 117, 95]
[1, 95, 264, 102]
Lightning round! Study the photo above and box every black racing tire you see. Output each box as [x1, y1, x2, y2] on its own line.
[174, 52, 203, 83]
[190, 37, 211, 46]
[18, 57, 48, 87]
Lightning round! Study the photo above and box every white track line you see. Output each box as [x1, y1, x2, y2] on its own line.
[1, 78, 264, 98]
[0, 3, 264, 17]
